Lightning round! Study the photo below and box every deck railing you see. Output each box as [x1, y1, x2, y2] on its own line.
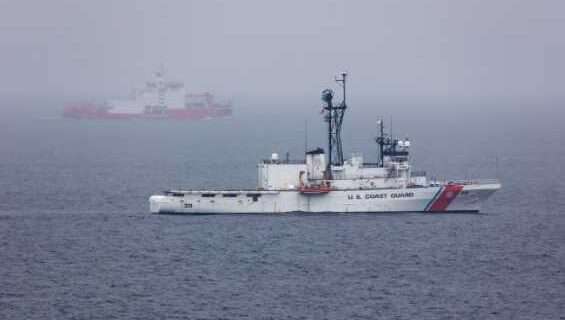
[449, 179, 501, 185]
[261, 159, 306, 164]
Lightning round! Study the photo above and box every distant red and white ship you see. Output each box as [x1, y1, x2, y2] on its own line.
[63, 70, 232, 120]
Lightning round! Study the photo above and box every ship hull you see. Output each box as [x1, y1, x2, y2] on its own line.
[63, 105, 232, 120]
[149, 182, 500, 214]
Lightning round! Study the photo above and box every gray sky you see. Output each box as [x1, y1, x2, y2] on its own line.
[0, 0, 563, 101]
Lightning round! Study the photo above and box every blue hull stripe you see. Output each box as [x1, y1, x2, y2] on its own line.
[424, 187, 443, 212]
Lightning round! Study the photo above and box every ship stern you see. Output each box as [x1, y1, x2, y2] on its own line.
[149, 195, 173, 214]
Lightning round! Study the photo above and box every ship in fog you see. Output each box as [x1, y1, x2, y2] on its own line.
[149, 73, 500, 214]
[63, 70, 232, 120]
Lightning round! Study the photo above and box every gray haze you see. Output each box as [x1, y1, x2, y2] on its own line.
[0, 0, 564, 102]
[1, 3, 565, 318]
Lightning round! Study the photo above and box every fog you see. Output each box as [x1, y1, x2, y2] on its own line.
[1, 0, 563, 104]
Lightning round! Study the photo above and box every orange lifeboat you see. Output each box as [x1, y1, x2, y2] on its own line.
[299, 183, 331, 195]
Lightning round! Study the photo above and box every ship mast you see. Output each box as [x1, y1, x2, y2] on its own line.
[377, 120, 385, 167]
[321, 72, 348, 179]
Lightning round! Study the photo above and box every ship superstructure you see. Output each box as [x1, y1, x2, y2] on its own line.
[149, 73, 500, 214]
[63, 69, 232, 120]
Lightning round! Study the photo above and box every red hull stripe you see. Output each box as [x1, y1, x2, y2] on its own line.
[428, 184, 464, 212]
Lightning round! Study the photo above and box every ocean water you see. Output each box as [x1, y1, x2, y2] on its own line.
[0, 97, 564, 319]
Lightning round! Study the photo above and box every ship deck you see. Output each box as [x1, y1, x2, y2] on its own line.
[163, 179, 501, 197]
[164, 190, 280, 196]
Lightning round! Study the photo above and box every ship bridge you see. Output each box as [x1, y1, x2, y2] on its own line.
[257, 147, 426, 192]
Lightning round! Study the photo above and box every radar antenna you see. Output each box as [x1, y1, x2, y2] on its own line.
[321, 72, 348, 179]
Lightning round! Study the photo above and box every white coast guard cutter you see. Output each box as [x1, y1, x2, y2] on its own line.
[149, 73, 500, 214]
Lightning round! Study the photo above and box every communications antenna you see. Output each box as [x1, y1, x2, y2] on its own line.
[321, 72, 348, 179]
